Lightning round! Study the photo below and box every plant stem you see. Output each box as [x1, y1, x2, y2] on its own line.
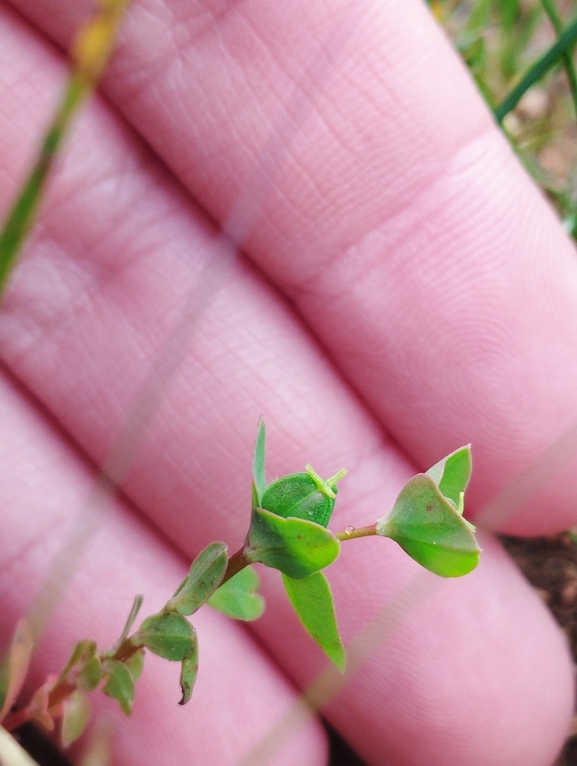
[335, 523, 377, 541]
[221, 547, 251, 585]
[3, 679, 76, 732]
[109, 635, 144, 665]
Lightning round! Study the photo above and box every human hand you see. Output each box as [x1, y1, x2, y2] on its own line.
[0, 1, 574, 764]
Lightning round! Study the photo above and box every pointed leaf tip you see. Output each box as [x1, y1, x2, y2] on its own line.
[252, 418, 267, 507]
[282, 572, 345, 671]
[426, 445, 472, 509]
[179, 640, 199, 705]
[120, 595, 144, 641]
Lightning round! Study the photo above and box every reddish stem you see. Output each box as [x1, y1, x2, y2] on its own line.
[221, 547, 251, 585]
[2, 679, 76, 732]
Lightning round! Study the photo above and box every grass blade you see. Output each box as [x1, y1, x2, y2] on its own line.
[540, 0, 577, 121]
[0, 0, 129, 297]
[495, 13, 577, 122]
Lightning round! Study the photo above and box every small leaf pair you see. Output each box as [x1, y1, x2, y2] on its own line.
[377, 446, 481, 577]
[168, 540, 264, 622]
[247, 419, 346, 670]
[135, 611, 198, 706]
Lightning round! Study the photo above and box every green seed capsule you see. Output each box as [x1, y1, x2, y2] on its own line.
[260, 465, 346, 528]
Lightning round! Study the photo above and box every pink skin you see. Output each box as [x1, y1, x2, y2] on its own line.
[0, 0, 574, 764]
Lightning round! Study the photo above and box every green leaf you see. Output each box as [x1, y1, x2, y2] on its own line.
[376, 474, 481, 577]
[252, 417, 268, 507]
[60, 640, 97, 678]
[208, 566, 265, 620]
[125, 648, 145, 682]
[120, 595, 144, 641]
[77, 654, 101, 692]
[426, 445, 472, 509]
[0, 620, 34, 723]
[245, 508, 340, 578]
[61, 689, 91, 747]
[59, 639, 101, 691]
[282, 572, 345, 671]
[103, 660, 134, 715]
[136, 612, 196, 661]
[261, 468, 338, 527]
[166, 542, 228, 616]
[178, 634, 199, 706]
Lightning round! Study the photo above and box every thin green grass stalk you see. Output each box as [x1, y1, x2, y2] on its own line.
[495, 13, 577, 123]
[0, 76, 87, 292]
[541, 0, 577, 122]
[0, 0, 128, 299]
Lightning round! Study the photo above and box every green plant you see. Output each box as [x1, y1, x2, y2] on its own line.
[0, 419, 479, 748]
[13, 1, 577, 762]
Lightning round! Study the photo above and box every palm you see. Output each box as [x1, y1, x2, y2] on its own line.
[0, 1, 574, 764]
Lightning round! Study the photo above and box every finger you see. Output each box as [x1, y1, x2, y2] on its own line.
[259, 533, 573, 766]
[0, 8, 572, 766]
[10, 0, 577, 535]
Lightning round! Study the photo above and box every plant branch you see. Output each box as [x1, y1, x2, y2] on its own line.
[335, 523, 377, 541]
[221, 547, 252, 586]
